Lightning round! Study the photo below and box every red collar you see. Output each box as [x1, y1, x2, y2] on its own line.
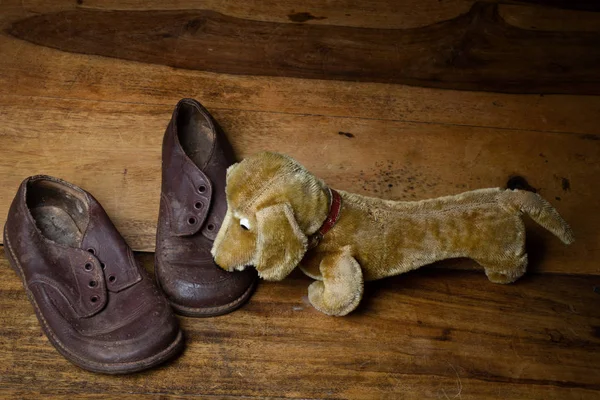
[307, 188, 342, 250]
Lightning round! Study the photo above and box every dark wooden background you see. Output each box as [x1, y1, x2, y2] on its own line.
[0, 0, 599, 398]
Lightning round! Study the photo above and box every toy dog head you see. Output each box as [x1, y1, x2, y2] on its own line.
[211, 152, 329, 280]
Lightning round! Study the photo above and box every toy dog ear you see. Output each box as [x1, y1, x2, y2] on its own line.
[255, 203, 307, 281]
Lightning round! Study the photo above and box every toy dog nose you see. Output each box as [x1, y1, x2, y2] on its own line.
[213, 256, 233, 272]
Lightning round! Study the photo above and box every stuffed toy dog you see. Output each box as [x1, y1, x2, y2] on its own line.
[212, 152, 574, 316]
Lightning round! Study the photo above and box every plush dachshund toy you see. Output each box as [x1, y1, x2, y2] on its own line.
[212, 152, 574, 316]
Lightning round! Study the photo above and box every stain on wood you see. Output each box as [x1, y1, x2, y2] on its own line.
[288, 11, 326, 23]
[7, 2, 600, 94]
[506, 175, 538, 192]
[581, 134, 600, 141]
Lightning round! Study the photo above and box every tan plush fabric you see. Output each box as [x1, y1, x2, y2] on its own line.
[212, 152, 574, 316]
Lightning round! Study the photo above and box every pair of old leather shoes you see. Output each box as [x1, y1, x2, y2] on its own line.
[3, 99, 257, 373]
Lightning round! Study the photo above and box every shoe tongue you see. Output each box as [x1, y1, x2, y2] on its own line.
[162, 121, 223, 240]
[80, 199, 141, 293]
[194, 128, 231, 239]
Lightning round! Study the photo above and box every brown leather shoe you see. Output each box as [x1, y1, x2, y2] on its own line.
[3, 176, 184, 374]
[156, 98, 257, 317]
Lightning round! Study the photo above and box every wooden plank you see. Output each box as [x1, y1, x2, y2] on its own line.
[6, 3, 600, 95]
[0, 95, 597, 275]
[1, 251, 599, 399]
[1, 13, 599, 136]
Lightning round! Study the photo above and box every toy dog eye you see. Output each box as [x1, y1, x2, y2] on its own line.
[240, 218, 250, 230]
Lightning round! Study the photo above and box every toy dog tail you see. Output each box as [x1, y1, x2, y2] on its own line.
[501, 190, 574, 245]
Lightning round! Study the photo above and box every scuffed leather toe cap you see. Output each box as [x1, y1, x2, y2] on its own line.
[156, 256, 257, 316]
[31, 282, 183, 373]
[80, 301, 182, 366]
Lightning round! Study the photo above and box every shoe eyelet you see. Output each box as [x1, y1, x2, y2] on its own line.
[198, 185, 206, 193]
[84, 263, 93, 271]
[87, 248, 96, 255]
[207, 223, 215, 231]
[100, 262, 106, 270]
[194, 202, 203, 209]
[108, 275, 116, 283]
[90, 295, 99, 303]
[188, 217, 197, 225]
[88, 280, 97, 288]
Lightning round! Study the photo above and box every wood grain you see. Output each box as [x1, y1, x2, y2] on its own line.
[5, 0, 476, 29]
[2, 0, 599, 137]
[1, 95, 596, 274]
[1, 251, 599, 399]
[2, 1, 600, 398]
[2, 3, 599, 138]
[2, 35, 599, 137]
[7, 3, 600, 95]
[78, 0, 476, 29]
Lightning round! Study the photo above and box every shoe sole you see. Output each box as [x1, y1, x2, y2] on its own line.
[3, 226, 185, 374]
[155, 258, 257, 317]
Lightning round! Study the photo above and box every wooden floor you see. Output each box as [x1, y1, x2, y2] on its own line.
[0, 0, 599, 398]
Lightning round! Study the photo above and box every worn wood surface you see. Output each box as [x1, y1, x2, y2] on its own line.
[1, 1, 600, 396]
[0, 251, 599, 399]
[0, 95, 594, 274]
